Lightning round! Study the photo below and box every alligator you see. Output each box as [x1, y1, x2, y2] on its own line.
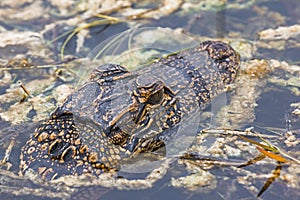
[20, 41, 240, 180]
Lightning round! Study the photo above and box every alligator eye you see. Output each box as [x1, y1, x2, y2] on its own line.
[134, 76, 164, 101]
[147, 89, 164, 105]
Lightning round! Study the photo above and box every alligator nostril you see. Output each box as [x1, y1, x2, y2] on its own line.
[48, 139, 70, 160]
[60, 145, 76, 162]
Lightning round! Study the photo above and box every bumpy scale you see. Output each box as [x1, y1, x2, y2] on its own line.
[20, 41, 240, 180]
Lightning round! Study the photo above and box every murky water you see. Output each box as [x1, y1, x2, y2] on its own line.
[0, 0, 299, 199]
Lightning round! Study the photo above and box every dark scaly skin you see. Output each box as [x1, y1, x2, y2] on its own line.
[20, 41, 240, 180]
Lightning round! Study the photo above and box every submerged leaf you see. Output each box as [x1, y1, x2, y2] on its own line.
[239, 135, 277, 152]
[257, 163, 281, 197]
[237, 154, 266, 168]
[256, 146, 287, 163]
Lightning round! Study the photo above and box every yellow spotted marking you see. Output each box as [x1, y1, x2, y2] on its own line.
[49, 133, 57, 140]
[101, 157, 108, 163]
[99, 147, 105, 153]
[95, 163, 101, 168]
[27, 146, 35, 154]
[115, 155, 121, 160]
[38, 167, 46, 174]
[29, 140, 35, 146]
[96, 169, 101, 175]
[74, 138, 81, 145]
[114, 148, 120, 154]
[37, 132, 48, 142]
[41, 143, 48, 151]
[109, 148, 115, 155]
[76, 160, 83, 166]
[88, 152, 98, 163]
[58, 130, 64, 136]
[79, 145, 88, 154]
[83, 156, 87, 162]
[34, 131, 39, 138]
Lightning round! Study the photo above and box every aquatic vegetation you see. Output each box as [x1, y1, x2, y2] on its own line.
[0, 0, 299, 199]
